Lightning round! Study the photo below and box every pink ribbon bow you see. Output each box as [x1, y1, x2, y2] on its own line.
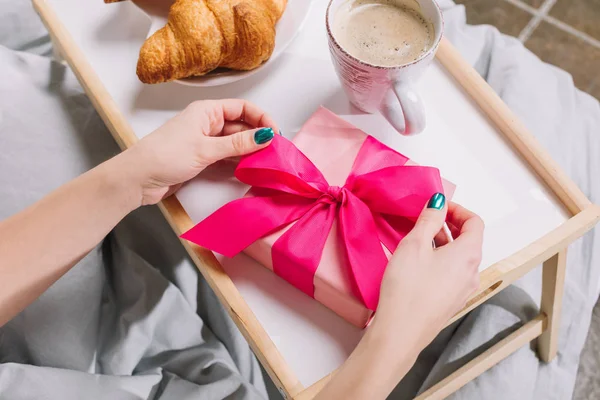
[182, 135, 444, 310]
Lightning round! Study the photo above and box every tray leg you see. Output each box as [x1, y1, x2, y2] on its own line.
[48, 33, 66, 64]
[538, 249, 567, 362]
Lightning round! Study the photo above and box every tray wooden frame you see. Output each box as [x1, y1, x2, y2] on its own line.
[32, 0, 600, 398]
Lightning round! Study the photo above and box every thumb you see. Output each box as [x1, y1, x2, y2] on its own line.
[409, 192, 447, 242]
[208, 127, 275, 161]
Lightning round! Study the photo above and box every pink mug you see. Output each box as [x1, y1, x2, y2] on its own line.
[326, 0, 444, 135]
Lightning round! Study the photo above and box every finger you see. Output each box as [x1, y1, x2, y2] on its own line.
[222, 121, 283, 138]
[434, 220, 460, 242]
[164, 183, 183, 199]
[217, 122, 258, 164]
[433, 224, 453, 247]
[219, 123, 283, 162]
[454, 213, 485, 249]
[222, 121, 252, 136]
[408, 192, 448, 243]
[438, 219, 484, 271]
[207, 127, 275, 162]
[446, 202, 478, 232]
[446, 203, 485, 248]
[221, 156, 241, 165]
[217, 99, 279, 132]
[438, 228, 483, 272]
[446, 221, 460, 238]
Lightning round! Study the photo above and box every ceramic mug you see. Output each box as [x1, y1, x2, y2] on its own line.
[326, 0, 444, 135]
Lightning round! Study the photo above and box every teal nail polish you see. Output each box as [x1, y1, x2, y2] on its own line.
[254, 127, 274, 144]
[427, 192, 445, 210]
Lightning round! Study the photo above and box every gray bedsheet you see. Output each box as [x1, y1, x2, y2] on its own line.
[0, 1, 599, 399]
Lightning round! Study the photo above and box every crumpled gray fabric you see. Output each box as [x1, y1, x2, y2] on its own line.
[0, 38, 266, 400]
[1, 1, 599, 399]
[0, 0, 52, 56]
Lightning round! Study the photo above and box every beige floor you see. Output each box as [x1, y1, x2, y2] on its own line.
[455, 0, 600, 101]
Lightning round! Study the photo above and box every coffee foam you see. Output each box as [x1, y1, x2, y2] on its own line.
[332, 0, 434, 67]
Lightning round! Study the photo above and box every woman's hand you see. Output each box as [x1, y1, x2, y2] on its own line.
[121, 99, 278, 206]
[375, 194, 484, 350]
[315, 194, 484, 400]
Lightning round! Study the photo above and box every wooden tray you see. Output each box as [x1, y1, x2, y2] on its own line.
[32, 0, 600, 398]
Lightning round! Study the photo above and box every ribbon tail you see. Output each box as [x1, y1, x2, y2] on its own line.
[182, 194, 314, 257]
[272, 202, 337, 298]
[372, 213, 414, 254]
[339, 193, 388, 310]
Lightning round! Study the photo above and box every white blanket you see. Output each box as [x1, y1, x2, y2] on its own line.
[0, 1, 599, 399]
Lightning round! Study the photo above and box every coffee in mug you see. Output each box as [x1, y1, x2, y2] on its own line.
[332, 0, 434, 67]
[326, 0, 444, 135]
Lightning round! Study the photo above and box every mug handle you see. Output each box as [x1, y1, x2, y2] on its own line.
[379, 81, 426, 135]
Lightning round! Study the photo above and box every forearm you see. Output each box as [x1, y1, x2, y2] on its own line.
[315, 317, 426, 399]
[0, 153, 141, 326]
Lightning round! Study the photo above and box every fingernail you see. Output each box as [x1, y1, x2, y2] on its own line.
[427, 192, 445, 210]
[254, 127, 274, 144]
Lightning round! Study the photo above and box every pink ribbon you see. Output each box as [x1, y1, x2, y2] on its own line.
[182, 135, 444, 310]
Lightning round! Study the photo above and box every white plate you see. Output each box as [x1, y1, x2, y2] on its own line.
[133, 0, 314, 87]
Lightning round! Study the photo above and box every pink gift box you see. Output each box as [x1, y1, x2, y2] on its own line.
[242, 107, 455, 327]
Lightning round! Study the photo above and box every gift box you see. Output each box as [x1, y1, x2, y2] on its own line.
[183, 107, 455, 327]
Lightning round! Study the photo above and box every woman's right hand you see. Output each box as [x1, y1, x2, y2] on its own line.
[374, 194, 485, 351]
[314, 195, 484, 400]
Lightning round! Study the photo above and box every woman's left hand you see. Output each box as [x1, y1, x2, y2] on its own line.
[0, 98, 278, 327]
[121, 99, 279, 206]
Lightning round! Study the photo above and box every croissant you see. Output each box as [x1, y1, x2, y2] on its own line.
[126, 0, 287, 84]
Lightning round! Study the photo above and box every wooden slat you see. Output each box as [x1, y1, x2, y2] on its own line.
[300, 314, 549, 400]
[294, 372, 334, 400]
[414, 314, 547, 400]
[448, 206, 600, 327]
[538, 249, 568, 362]
[436, 38, 591, 216]
[31, 0, 304, 397]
